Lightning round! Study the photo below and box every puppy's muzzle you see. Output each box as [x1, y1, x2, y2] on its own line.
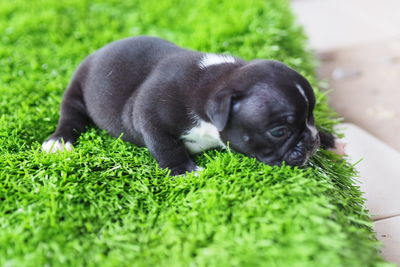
[284, 133, 320, 166]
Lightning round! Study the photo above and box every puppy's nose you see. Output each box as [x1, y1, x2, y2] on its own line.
[286, 149, 307, 166]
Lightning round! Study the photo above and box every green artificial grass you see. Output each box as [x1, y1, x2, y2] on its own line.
[0, 0, 392, 266]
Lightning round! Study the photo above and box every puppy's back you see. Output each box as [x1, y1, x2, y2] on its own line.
[75, 36, 184, 137]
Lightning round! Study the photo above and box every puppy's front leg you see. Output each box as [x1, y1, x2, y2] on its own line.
[142, 129, 198, 176]
[318, 130, 335, 149]
[319, 130, 346, 155]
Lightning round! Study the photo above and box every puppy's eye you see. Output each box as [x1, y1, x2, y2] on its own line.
[269, 126, 288, 139]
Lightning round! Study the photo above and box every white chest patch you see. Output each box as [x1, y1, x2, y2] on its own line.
[181, 120, 225, 154]
[198, 54, 236, 69]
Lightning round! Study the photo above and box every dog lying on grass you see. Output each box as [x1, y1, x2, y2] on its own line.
[43, 36, 341, 175]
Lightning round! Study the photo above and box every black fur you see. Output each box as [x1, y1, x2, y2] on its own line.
[45, 36, 335, 175]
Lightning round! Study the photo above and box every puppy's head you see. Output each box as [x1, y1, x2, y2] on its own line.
[206, 60, 320, 166]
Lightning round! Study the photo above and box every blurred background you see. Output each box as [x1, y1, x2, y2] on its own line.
[292, 0, 400, 264]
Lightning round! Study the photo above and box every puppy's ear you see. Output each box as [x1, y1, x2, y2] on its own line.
[206, 90, 235, 131]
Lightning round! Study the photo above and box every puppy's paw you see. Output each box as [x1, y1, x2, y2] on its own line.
[174, 166, 204, 177]
[42, 139, 74, 153]
[328, 140, 346, 155]
[192, 166, 204, 177]
[195, 166, 204, 172]
[168, 161, 201, 176]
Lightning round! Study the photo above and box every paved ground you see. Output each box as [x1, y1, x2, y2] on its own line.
[292, 0, 400, 264]
[319, 39, 400, 151]
[292, 0, 400, 51]
[338, 123, 400, 263]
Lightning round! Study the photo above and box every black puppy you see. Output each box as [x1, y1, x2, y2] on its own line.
[43, 36, 336, 175]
